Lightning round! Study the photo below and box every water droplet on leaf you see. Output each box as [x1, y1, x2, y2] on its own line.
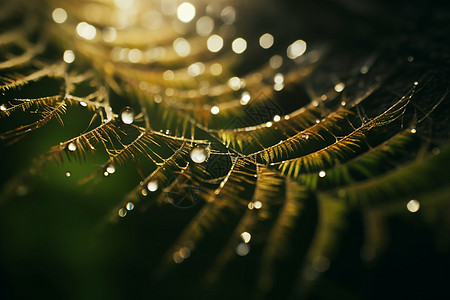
[118, 208, 127, 217]
[126, 202, 135, 211]
[106, 164, 116, 174]
[67, 142, 77, 152]
[120, 107, 135, 124]
[190, 147, 209, 163]
[147, 180, 159, 192]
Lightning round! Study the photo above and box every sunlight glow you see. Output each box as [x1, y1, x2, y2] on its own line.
[63, 50, 75, 63]
[287, 39, 307, 59]
[52, 8, 67, 24]
[177, 2, 196, 23]
[76, 22, 97, 40]
[207, 35, 224, 53]
[232, 38, 247, 54]
[259, 33, 274, 49]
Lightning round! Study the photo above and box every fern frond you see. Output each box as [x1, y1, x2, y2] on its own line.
[257, 179, 308, 293]
[41, 120, 120, 164]
[272, 88, 413, 176]
[297, 129, 416, 189]
[115, 144, 191, 214]
[0, 100, 67, 141]
[0, 63, 65, 90]
[0, 95, 63, 117]
[297, 193, 348, 293]
[156, 158, 256, 275]
[205, 166, 285, 282]
[0, 38, 45, 70]
[336, 146, 450, 206]
[214, 81, 382, 151]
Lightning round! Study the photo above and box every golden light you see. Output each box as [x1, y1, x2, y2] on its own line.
[270, 55, 283, 69]
[334, 83, 345, 92]
[147, 180, 159, 192]
[211, 106, 220, 115]
[228, 77, 242, 91]
[63, 50, 75, 63]
[287, 39, 307, 59]
[177, 2, 196, 23]
[232, 38, 247, 54]
[207, 35, 224, 53]
[114, 0, 134, 10]
[210, 63, 222, 76]
[102, 27, 117, 42]
[259, 33, 274, 49]
[240, 232, 251, 243]
[76, 22, 97, 40]
[196, 16, 214, 36]
[52, 8, 67, 24]
[240, 91, 251, 105]
[173, 38, 191, 57]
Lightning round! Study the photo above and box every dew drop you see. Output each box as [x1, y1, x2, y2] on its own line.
[210, 106, 220, 115]
[407, 199, 420, 213]
[126, 202, 135, 211]
[65, 171, 71, 177]
[106, 164, 116, 174]
[120, 107, 135, 124]
[0, 104, 6, 111]
[253, 201, 262, 209]
[240, 232, 251, 243]
[319, 170, 326, 177]
[147, 179, 159, 192]
[67, 142, 77, 152]
[118, 208, 127, 217]
[190, 146, 209, 163]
